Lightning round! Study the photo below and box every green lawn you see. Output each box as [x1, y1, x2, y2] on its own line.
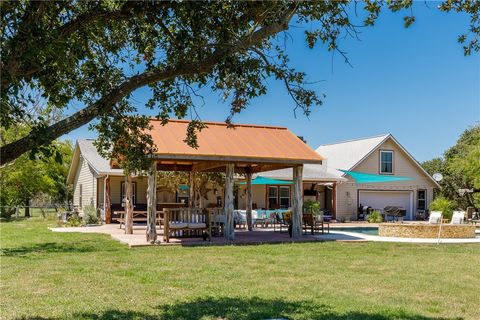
[1, 216, 479, 320]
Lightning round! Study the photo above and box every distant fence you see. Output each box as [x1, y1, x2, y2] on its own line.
[0, 205, 72, 219]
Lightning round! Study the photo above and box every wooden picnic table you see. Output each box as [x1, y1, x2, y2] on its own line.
[115, 210, 163, 229]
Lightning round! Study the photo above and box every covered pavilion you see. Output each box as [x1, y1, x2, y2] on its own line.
[112, 119, 325, 243]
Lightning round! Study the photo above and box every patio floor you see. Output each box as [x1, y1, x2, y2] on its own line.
[50, 224, 331, 247]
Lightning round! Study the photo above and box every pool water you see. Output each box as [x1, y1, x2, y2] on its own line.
[331, 227, 379, 235]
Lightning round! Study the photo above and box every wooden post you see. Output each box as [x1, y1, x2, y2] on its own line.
[292, 165, 303, 239]
[246, 171, 253, 231]
[125, 174, 134, 234]
[332, 183, 337, 220]
[104, 176, 112, 224]
[224, 163, 235, 241]
[189, 171, 195, 208]
[146, 162, 157, 243]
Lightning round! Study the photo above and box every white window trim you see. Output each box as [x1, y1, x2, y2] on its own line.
[379, 150, 394, 175]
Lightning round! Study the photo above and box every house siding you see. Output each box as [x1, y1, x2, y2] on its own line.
[335, 139, 436, 221]
[73, 156, 98, 210]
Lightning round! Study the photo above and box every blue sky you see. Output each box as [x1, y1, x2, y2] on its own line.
[63, 3, 479, 162]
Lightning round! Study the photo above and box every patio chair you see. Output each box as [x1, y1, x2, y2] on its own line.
[451, 211, 466, 224]
[428, 211, 442, 224]
[303, 213, 330, 235]
[273, 212, 289, 233]
[210, 209, 226, 236]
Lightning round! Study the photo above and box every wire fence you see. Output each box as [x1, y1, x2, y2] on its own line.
[0, 205, 72, 219]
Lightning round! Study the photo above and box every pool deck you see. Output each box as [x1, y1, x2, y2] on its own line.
[50, 222, 480, 247]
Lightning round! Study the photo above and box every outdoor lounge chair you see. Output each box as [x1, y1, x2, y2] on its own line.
[451, 211, 466, 224]
[428, 211, 442, 224]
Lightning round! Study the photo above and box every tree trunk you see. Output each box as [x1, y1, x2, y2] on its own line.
[292, 165, 303, 239]
[105, 176, 112, 223]
[24, 197, 30, 217]
[224, 163, 235, 241]
[246, 172, 253, 231]
[125, 175, 134, 234]
[146, 162, 157, 243]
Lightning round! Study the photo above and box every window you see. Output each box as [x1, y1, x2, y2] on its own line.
[268, 186, 278, 209]
[380, 150, 394, 174]
[120, 181, 137, 205]
[267, 186, 291, 209]
[279, 186, 291, 208]
[417, 189, 426, 211]
[79, 184, 83, 208]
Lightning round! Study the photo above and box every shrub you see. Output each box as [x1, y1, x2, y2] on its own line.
[429, 197, 453, 220]
[367, 210, 383, 223]
[66, 215, 82, 227]
[83, 205, 100, 225]
[304, 200, 321, 215]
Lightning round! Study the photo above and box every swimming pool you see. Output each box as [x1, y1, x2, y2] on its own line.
[331, 227, 379, 235]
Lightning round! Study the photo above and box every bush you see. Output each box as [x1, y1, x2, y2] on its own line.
[66, 215, 82, 227]
[367, 210, 383, 223]
[83, 205, 100, 225]
[304, 200, 321, 215]
[429, 197, 453, 220]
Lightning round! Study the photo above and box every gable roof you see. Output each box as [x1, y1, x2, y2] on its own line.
[67, 139, 123, 184]
[145, 119, 324, 164]
[315, 134, 440, 187]
[315, 134, 390, 174]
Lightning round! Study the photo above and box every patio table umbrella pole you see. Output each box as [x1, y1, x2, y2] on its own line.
[146, 161, 157, 243]
[291, 165, 303, 239]
[225, 163, 235, 241]
[246, 171, 253, 231]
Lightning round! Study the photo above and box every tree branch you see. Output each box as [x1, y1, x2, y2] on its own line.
[0, 5, 297, 165]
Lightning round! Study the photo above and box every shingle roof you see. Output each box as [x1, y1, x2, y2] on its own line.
[315, 134, 390, 177]
[259, 165, 346, 182]
[77, 139, 123, 175]
[146, 119, 324, 164]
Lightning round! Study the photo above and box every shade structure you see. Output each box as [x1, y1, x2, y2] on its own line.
[238, 176, 292, 185]
[339, 170, 415, 183]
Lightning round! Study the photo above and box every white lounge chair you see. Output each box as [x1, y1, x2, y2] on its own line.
[451, 211, 465, 224]
[428, 211, 442, 224]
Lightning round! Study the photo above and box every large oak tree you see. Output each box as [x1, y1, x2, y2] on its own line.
[1, 1, 479, 166]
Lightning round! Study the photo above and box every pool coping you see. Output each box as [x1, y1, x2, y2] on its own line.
[320, 229, 480, 244]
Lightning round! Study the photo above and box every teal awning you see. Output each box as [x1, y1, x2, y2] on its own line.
[339, 170, 415, 183]
[178, 184, 189, 191]
[238, 176, 292, 185]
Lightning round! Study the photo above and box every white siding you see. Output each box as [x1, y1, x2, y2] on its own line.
[73, 156, 98, 210]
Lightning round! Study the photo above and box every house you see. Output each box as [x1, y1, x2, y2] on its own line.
[259, 134, 439, 221]
[67, 126, 438, 222]
[66, 120, 324, 225]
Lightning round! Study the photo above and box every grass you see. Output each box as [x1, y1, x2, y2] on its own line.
[1, 213, 479, 320]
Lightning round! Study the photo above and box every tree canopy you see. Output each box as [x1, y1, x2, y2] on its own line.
[1, 0, 479, 169]
[422, 124, 480, 210]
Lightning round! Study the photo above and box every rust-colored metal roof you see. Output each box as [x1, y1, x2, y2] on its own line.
[145, 119, 324, 164]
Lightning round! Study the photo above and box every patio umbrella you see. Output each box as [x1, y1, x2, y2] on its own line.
[338, 170, 415, 183]
[238, 176, 292, 185]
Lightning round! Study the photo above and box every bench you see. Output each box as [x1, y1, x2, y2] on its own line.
[164, 208, 211, 242]
[115, 211, 162, 229]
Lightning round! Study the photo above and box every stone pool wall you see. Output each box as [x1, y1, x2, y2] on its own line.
[378, 223, 476, 238]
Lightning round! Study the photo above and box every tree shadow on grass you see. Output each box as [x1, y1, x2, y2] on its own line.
[0, 241, 99, 257]
[17, 296, 463, 320]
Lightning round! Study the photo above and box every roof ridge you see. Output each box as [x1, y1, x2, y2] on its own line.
[318, 133, 390, 147]
[149, 118, 288, 130]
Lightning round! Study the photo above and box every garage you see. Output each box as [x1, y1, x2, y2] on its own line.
[358, 190, 413, 220]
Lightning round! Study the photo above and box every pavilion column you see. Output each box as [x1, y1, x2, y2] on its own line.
[332, 182, 337, 220]
[104, 176, 112, 224]
[224, 163, 235, 241]
[246, 171, 253, 231]
[146, 162, 157, 243]
[125, 174, 134, 234]
[189, 171, 195, 208]
[292, 165, 303, 239]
